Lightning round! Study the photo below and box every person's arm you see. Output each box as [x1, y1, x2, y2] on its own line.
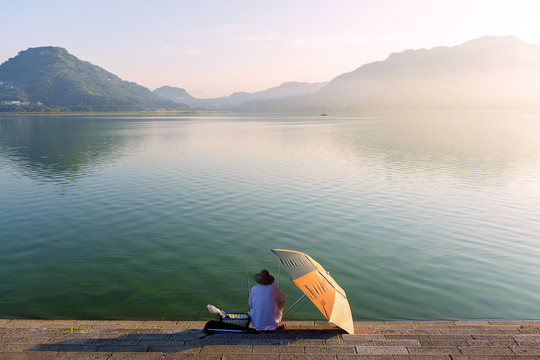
[275, 287, 285, 312]
[277, 299, 285, 312]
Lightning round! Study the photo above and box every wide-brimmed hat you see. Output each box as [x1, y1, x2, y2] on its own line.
[254, 269, 274, 285]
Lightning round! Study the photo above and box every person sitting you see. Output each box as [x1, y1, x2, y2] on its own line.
[248, 269, 285, 331]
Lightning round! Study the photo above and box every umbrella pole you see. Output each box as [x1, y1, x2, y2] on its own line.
[282, 294, 306, 317]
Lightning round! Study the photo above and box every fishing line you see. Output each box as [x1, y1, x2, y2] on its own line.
[245, 260, 250, 298]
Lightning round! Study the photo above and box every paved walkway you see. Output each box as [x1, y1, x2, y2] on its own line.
[1, 319, 540, 359]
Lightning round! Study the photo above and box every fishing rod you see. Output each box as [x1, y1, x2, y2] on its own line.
[245, 260, 250, 298]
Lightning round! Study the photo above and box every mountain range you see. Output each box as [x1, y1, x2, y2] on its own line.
[156, 35, 540, 112]
[0, 47, 189, 112]
[313, 35, 540, 111]
[154, 81, 327, 110]
[1, 36, 539, 112]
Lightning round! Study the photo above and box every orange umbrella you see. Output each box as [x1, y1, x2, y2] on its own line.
[272, 248, 354, 334]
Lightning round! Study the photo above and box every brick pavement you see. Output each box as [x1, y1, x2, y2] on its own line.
[1, 319, 540, 359]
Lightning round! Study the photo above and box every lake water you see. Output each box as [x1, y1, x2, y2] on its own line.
[1, 113, 539, 321]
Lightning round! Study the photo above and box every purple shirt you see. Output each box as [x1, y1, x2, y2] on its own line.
[248, 284, 285, 331]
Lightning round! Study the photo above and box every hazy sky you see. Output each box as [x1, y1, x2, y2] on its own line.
[2, 0, 539, 98]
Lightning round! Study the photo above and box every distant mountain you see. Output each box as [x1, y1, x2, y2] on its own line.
[0, 47, 191, 112]
[154, 81, 328, 110]
[153, 86, 198, 104]
[245, 36, 540, 112]
[314, 35, 540, 111]
[153, 86, 210, 109]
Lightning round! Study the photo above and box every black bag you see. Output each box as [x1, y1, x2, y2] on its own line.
[203, 320, 256, 335]
[203, 312, 254, 335]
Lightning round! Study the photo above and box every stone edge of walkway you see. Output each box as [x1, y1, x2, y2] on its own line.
[1, 319, 540, 359]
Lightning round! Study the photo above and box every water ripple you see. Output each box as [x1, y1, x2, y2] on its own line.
[1, 113, 540, 320]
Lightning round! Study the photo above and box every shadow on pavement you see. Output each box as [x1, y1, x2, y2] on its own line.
[27, 328, 343, 353]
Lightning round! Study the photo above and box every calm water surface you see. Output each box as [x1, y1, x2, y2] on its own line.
[1, 113, 539, 321]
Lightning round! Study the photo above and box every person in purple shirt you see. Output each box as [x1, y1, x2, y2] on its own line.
[248, 269, 285, 331]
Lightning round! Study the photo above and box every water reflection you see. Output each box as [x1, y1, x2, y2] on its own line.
[0, 115, 129, 184]
[3, 113, 537, 188]
[329, 113, 540, 187]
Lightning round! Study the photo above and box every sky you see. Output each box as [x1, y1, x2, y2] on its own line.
[2, 0, 540, 98]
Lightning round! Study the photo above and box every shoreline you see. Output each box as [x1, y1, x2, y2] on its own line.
[2, 109, 539, 116]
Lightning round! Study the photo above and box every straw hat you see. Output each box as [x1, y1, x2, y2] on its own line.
[254, 269, 274, 285]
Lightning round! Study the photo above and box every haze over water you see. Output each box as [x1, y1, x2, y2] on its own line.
[0, 113, 539, 321]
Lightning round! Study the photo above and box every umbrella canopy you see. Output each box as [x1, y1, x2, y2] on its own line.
[271, 248, 354, 334]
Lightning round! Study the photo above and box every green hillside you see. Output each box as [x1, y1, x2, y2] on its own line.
[0, 47, 190, 112]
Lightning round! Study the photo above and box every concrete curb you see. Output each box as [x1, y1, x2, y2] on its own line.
[1, 319, 539, 359]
